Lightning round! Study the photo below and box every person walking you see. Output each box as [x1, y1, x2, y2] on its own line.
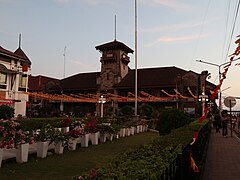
[221, 112, 228, 137]
[214, 113, 221, 133]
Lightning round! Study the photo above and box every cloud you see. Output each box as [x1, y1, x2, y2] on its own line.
[145, 34, 209, 47]
[141, 22, 203, 33]
[140, 0, 192, 11]
[141, 18, 218, 34]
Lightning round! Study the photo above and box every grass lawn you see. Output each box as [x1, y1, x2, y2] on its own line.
[0, 132, 159, 180]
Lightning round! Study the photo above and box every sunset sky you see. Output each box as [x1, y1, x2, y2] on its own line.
[1, 0, 240, 108]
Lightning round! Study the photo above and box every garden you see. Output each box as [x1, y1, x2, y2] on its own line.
[0, 104, 210, 179]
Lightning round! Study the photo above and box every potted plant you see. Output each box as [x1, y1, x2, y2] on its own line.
[14, 130, 34, 163]
[84, 116, 99, 145]
[59, 117, 72, 133]
[138, 120, 147, 132]
[0, 120, 20, 167]
[69, 118, 83, 130]
[97, 123, 115, 143]
[53, 130, 70, 154]
[111, 124, 122, 139]
[35, 124, 55, 158]
[80, 128, 90, 147]
[67, 127, 83, 150]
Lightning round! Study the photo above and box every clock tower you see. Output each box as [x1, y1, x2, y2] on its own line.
[95, 40, 134, 92]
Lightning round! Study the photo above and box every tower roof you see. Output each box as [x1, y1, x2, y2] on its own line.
[14, 47, 31, 65]
[95, 40, 134, 53]
[0, 46, 31, 65]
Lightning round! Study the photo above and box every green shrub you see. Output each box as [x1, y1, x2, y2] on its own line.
[139, 104, 154, 119]
[0, 105, 14, 119]
[156, 108, 193, 135]
[104, 106, 115, 118]
[16, 118, 65, 130]
[120, 105, 134, 116]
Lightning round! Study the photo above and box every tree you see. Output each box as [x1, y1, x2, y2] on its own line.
[139, 104, 153, 119]
[156, 108, 192, 135]
[120, 105, 134, 116]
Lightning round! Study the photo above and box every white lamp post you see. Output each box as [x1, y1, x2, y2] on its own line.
[198, 91, 209, 116]
[98, 95, 106, 118]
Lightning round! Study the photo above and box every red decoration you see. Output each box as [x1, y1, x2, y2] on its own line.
[22, 65, 28, 72]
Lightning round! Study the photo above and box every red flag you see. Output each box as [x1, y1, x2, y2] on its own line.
[190, 132, 199, 145]
[190, 152, 200, 173]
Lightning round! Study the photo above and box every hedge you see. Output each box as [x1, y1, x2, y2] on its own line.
[79, 119, 209, 179]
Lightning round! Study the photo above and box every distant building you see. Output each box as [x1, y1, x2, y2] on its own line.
[0, 44, 31, 117]
[28, 40, 216, 117]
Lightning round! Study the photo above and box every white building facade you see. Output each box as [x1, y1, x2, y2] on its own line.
[0, 45, 31, 117]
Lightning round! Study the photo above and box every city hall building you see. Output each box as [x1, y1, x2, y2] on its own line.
[28, 39, 216, 118]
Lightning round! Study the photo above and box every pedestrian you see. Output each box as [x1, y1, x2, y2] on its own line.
[237, 115, 240, 129]
[232, 115, 237, 129]
[214, 113, 221, 133]
[221, 111, 229, 137]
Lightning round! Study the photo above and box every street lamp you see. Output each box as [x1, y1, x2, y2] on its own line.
[198, 92, 209, 116]
[196, 58, 240, 114]
[98, 95, 106, 118]
[198, 70, 210, 116]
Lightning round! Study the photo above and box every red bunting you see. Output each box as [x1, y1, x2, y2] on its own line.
[198, 35, 240, 124]
[190, 151, 200, 172]
[190, 132, 199, 145]
[196, 33, 240, 136]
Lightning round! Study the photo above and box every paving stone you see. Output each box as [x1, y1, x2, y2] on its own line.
[202, 129, 240, 180]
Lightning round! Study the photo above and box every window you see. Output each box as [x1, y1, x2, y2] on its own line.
[19, 75, 27, 87]
[0, 72, 7, 84]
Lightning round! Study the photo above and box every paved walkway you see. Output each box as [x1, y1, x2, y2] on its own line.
[202, 128, 240, 180]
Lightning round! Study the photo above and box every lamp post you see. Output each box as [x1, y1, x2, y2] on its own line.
[98, 95, 106, 118]
[175, 75, 181, 109]
[196, 58, 240, 114]
[197, 70, 210, 116]
[198, 93, 209, 116]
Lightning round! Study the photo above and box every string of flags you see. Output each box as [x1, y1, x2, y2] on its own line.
[190, 34, 240, 173]
[26, 88, 198, 103]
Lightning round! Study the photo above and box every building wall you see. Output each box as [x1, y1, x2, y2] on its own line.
[0, 53, 30, 117]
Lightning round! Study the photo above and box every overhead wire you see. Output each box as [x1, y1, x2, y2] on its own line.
[221, 0, 231, 62]
[192, 0, 211, 61]
[225, 0, 240, 61]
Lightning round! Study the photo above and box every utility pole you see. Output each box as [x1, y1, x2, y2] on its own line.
[63, 46, 66, 78]
[196, 58, 240, 115]
[134, 0, 138, 118]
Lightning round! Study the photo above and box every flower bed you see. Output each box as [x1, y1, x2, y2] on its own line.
[1, 115, 151, 167]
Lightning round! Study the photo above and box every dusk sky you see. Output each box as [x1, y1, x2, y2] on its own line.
[1, 0, 240, 109]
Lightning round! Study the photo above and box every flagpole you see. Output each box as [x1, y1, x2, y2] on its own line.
[134, 0, 138, 117]
[63, 46, 66, 78]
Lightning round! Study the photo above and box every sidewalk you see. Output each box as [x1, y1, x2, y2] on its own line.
[202, 128, 240, 180]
